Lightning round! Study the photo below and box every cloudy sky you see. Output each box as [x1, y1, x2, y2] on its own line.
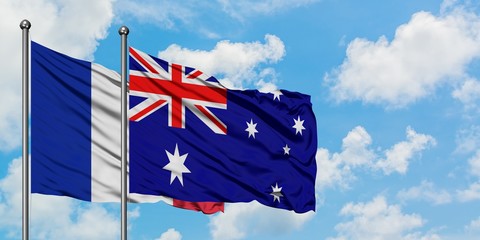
[1, 0, 480, 239]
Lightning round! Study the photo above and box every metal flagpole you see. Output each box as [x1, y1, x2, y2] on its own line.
[119, 25, 129, 240]
[20, 19, 31, 240]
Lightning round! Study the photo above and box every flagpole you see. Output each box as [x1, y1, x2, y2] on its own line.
[20, 19, 31, 240]
[119, 25, 129, 240]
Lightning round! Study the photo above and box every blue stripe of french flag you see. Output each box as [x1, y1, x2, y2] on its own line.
[31, 41, 223, 214]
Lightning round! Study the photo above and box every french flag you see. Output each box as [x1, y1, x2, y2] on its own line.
[30, 41, 223, 214]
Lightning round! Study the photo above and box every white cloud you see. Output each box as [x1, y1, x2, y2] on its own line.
[396, 180, 452, 205]
[316, 126, 436, 190]
[315, 126, 375, 191]
[465, 216, 480, 233]
[0, 0, 114, 151]
[455, 125, 480, 154]
[339, 126, 376, 167]
[440, 0, 459, 13]
[328, 196, 429, 240]
[116, 0, 319, 38]
[124, 206, 141, 234]
[155, 228, 182, 240]
[315, 148, 354, 191]
[452, 78, 480, 111]
[218, 0, 319, 21]
[158, 34, 285, 89]
[326, 7, 480, 108]
[0, 158, 23, 230]
[117, 0, 319, 28]
[375, 127, 436, 175]
[2, 0, 114, 59]
[127, 206, 140, 219]
[403, 232, 442, 240]
[115, 0, 193, 29]
[0, 158, 119, 239]
[37, 203, 119, 240]
[468, 150, 480, 177]
[209, 201, 314, 240]
[456, 147, 480, 202]
[457, 182, 480, 202]
[434, 216, 480, 240]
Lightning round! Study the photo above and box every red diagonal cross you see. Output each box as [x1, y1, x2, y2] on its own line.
[130, 64, 227, 128]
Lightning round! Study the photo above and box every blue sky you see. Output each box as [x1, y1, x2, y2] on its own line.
[1, 0, 480, 239]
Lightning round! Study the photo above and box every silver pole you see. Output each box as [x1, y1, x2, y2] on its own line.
[119, 25, 129, 240]
[20, 19, 31, 240]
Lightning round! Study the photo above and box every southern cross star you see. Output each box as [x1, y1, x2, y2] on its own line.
[270, 183, 284, 202]
[292, 116, 306, 135]
[163, 144, 191, 186]
[272, 90, 283, 101]
[283, 144, 291, 155]
[245, 119, 259, 138]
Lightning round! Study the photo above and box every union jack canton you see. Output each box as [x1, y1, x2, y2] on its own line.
[129, 47, 227, 134]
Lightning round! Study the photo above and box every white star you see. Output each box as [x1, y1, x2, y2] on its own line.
[245, 119, 258, 138]
[270, 183, 283, 202]
[283, 144, 291, 155]
[163, 144, 191, 186]
[272, 90, 283, 101]
[292, 116, 306, 135]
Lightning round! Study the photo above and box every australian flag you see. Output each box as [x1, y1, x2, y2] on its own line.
[129, 47, 317, 213]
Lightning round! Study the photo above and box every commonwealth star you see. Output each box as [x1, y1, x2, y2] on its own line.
[163, 144, 191, 186]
